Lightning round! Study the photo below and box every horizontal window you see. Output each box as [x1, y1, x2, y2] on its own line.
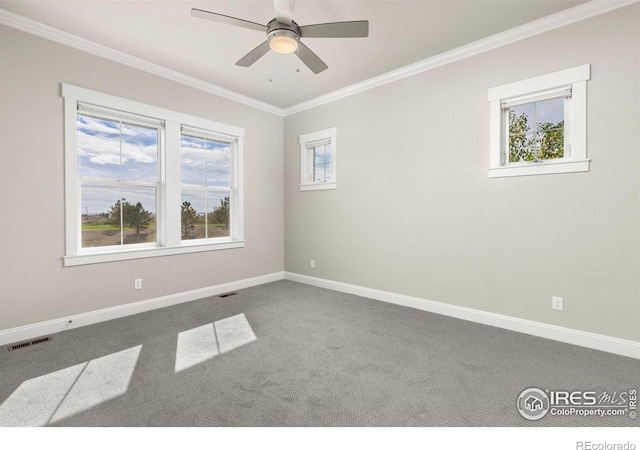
[63, 84, 245, 266]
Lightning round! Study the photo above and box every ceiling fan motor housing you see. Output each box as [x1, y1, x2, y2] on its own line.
[267, 19, 300, 54]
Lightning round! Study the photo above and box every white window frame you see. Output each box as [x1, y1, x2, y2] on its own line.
[299, 127, 337, 191]
[488, 64, 590, 178]
[63, 83, 244, 266]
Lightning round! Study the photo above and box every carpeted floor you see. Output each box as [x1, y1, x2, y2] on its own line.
[0, 280, 638, 427]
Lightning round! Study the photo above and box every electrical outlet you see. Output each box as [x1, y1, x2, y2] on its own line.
[134, 278, 143, 290]
[310, 260, 315, 269]
[552, 296, 563, 311]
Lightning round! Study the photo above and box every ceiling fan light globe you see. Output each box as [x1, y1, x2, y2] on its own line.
[268, 30, 299, 54]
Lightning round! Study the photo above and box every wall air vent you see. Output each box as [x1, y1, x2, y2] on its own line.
[7, 336, 53, 352]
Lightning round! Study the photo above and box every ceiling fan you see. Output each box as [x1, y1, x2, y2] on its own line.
[191, 0, 369, 74]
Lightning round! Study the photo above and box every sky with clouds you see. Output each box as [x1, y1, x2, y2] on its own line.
[78, 115, 230, 216]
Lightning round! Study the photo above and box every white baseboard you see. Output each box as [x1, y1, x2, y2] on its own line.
[3, 270, 638, 360]
[0, 272, 285, 347]
[284, 272, 640, 360]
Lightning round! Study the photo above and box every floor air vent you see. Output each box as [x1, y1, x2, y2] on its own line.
[7, 336, 53, 352]
[219, 292, 238, 298]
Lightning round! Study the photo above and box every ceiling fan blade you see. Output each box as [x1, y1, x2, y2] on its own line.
[191, 8, 267, 33]
[274, 0, 295, 25]
[300, 21, 369, 38]
[236, 41, 271, 67]
[297, 41, 328, 74]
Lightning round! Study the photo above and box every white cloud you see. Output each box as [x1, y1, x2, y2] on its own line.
[89, 153, 120, 165]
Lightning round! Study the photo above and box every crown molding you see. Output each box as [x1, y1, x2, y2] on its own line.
[1, 1, 637, 118]
[283, 0, 640, 116]
[0, 8, 286, 117]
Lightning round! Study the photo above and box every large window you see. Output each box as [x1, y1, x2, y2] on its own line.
[299, 127, 337, 191]
[63, 84, 244, 266]
[77, 105, 161, 249]
[180, 129, 232, 241]
[488, 64, 590, 178]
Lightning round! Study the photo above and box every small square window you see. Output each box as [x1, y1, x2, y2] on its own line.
[507, 96, 565, 164]
[299, 128, 337, 191]
[488, 65, 590, 178]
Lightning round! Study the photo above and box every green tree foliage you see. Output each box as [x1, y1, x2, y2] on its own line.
[126, 202, 152, 234]
[509, 110, 564, 163]
[107, 200, 123, 228]
[107, 199, 152, 234]
[181, 201, 198, 239]
[538, 121, 564, 160]
[208, 196, 229, 226]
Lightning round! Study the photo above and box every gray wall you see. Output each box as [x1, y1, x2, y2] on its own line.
[284, 5, 640, 342]
[0, 26, 284, 330]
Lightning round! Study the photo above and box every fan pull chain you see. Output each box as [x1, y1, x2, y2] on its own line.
[296, 40, 300, 73]
[270, 52, 273, 82]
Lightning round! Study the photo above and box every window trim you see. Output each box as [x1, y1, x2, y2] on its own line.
[62, 83, 245, 266]
[299, 127, 337, 191]
[487, 64, 590, 178]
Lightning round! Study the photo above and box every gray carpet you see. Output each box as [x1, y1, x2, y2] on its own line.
[0, 280, 637, 427]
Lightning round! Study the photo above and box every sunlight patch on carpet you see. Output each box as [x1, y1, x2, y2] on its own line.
[175, 323, 219, 372]
[174, 313, 256, 373]
[215, 313, 257, 354]
[0, 345, 141, 426]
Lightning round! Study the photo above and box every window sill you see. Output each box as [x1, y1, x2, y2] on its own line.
[300, 182, 337, 191]
[488, 159, 590, 178]
[64, 240, 246, 267]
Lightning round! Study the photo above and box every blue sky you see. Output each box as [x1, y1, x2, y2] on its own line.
[180, 135, 230, 188]
[313, 144, 331, 182]
[509, 97, 564, 135]
[78, 115, 230, 216]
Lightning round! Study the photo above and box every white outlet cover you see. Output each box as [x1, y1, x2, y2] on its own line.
[552, 296, 563, 310]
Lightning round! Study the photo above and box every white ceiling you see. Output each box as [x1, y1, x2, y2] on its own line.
[1, 0, 586, 109]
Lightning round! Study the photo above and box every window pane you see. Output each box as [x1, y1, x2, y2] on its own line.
[509, 103, 535, 135]
[77, 115, 121, 179]
[120, 123, 158, 182]
[181, 136, 231, 187]
[509, 97, 564, 163]
[324, 144, 332, 163]
[120, 186, 157, 245]
[315, 163, 329, 182]
[181, 135, 206, 186]
[539, 127, 564, 160]
[207, 191, 230, 239]
[536, 97, 564, 125]
[314, 145, 328, 165]
[181, 190, 230, 240]
[314, 165, 322, 182]
[77, 116, 159, 182]
[81, 184, 122, 248]
[509, 132, 537, 163]
[181, 190, 205, 240]
[313, 145, 332, 182]
[81, 185, 156, 248]
[324, 161, 332, 181]
[205, 140, 231, 187]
